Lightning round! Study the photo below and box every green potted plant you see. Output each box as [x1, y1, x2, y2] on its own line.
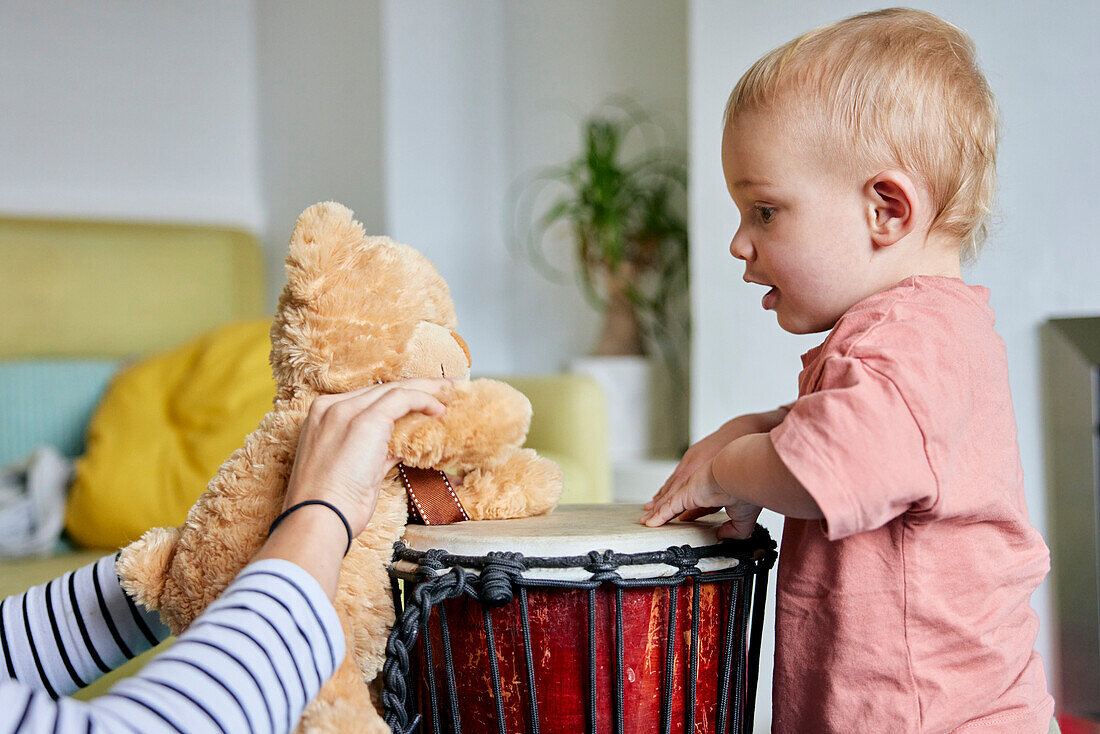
[512, 100, 690, 461]
[512, 100, 689, 383]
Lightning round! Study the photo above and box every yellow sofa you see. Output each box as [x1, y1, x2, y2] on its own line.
[0, 215, 609, 698]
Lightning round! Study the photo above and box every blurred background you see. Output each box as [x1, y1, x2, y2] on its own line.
[2, 1, 1099, 730]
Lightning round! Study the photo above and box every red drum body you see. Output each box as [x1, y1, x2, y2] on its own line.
[383, 505, 776, 734]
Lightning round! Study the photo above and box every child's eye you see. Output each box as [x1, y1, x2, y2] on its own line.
[754, 205, 776, 224]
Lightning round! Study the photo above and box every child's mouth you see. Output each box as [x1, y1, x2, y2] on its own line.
[763, 286, 779, 310]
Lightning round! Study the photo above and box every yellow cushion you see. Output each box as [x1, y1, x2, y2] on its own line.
[65, 320, 276, 548]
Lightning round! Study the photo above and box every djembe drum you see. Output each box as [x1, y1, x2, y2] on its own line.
[382, 504, 776, 734]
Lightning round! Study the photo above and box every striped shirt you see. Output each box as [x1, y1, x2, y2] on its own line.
[0, 556, 345, 733]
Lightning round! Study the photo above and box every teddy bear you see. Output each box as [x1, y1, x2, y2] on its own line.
[116, 201, 563, 733]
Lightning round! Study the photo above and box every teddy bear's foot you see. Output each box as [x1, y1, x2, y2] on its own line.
[295, 697, 390, 734]
[116, 525, 181, 615]
[294, 655, 389, 734]
[457, 447, 563, 520]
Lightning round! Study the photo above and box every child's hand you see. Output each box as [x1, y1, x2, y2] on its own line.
[639, 459, 763, 540]
[646, 421, 749, 513]
[646, 406, 789, 514]
[641, 459, 728, 525]
[713, 499, 763, 540]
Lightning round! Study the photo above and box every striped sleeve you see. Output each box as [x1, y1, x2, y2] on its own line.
[0, 559, 346, 733]
[1, 554, 170, 697]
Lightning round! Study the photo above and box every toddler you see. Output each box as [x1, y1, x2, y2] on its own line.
[641, 9, 1054, 733]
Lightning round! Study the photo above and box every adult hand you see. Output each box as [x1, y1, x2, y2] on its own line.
[256, 379, 449, 599]
[282, 379, 450, 536]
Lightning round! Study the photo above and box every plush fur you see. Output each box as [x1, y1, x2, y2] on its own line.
[116, 202, 563, 733]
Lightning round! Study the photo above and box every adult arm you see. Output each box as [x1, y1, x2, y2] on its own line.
[0, 554, 169, 698]
[0, 558, 340, 733]
[1, 378, 449, 732]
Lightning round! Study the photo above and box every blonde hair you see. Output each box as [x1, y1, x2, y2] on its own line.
[725, 8, 998, 263]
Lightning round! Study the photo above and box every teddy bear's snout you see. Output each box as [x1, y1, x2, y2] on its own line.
[451, 331, 471, 368]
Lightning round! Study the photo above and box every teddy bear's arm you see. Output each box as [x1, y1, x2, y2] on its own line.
[457, 448, 563, 520]
[389, 378, 530, 470]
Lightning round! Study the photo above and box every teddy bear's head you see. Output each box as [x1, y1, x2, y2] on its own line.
[270, 202, 471, 396]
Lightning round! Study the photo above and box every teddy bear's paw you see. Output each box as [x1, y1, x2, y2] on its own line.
[450, 379, 531, 448]
[389, 412, 447, 467]
[116, 525, 182, 612]
[391, 379, 531, 470]
[457, 448, 563, 520]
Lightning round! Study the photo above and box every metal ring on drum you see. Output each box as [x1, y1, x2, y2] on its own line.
[382, 503, 777, 734]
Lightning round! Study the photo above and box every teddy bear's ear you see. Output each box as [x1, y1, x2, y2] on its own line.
[284, 201, 366, 302]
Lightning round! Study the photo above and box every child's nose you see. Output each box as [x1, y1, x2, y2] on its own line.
[729, 228, 755, 261]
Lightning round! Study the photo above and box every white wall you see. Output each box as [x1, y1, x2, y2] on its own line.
[380, 1, 512, 373]
[256, 0, 388, 312]
[0, 0, 262, 229]
[690, 0, 1100, 727]
[0, 0, 687, 376]
[0, 0, 389, 311]
[502, 1, 689, 373]
[380, 0, 687, 375]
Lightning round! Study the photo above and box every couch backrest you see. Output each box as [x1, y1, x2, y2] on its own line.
[0, 217, 264, 359]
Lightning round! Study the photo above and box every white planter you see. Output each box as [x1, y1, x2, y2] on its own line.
[569, 355, 681, 462]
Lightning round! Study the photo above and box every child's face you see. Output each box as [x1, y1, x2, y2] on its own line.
[721, 110, 883, 334]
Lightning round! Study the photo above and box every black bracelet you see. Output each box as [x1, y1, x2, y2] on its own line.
[268, 500, 353, 557]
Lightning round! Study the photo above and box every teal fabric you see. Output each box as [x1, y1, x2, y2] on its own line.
[0, 359, 121, 468]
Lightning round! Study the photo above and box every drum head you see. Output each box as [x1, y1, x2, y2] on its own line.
[398, 504, 740, 581]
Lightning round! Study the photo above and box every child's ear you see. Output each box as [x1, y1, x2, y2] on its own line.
[864, 170, 920, 248]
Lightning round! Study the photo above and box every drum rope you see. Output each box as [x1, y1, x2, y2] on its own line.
[587, 588, 597, 734]
[715, 577, 740, 734]
[420, 604, 442, 734]
[436, 605, 462, 734]
[731, 575, 754, 733]
[661, 585, 679, 734]
[482, 604, 507, 734]
[687, 577, 701, 733]
[613, 586, 625, 734]
[517, 588, 541, 734]
[383, 549, 473, 734]
[480, 552, 527, 606]
[744, 560, 774, 734]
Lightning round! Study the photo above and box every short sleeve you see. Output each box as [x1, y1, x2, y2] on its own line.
[769, 356, 937, 540]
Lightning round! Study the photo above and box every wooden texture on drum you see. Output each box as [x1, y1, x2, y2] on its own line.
[414, 578, 748, 733]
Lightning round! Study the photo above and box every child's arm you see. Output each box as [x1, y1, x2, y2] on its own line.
[640, 431, 822, 538]
[713, 433, 822, 517]
[646, 405, 793, 513]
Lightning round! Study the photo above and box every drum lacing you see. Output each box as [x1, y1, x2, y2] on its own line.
[664, 543, 701, 572]
[480, 551, 525, 606]
[383, 528, 780, 734]
[583, 549, 621, 582]
[382, 547, 474, 734]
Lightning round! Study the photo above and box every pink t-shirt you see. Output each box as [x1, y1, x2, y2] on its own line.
[768, 275, 1053, 733]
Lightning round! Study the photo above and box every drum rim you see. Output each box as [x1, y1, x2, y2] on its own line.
[390, 525, 774, 572]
